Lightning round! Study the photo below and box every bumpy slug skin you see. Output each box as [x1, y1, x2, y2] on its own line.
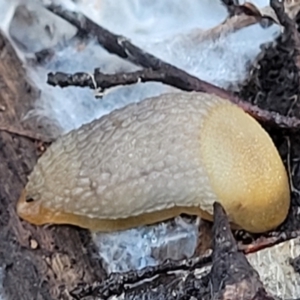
[17, 92, 290, 233]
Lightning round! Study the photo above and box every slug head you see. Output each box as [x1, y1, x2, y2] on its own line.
[199, 101, 290, 233]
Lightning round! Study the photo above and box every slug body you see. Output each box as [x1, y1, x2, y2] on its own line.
[17, 92, 290, 233]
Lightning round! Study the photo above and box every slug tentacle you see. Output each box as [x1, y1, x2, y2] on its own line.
[17, 92, 290, 233]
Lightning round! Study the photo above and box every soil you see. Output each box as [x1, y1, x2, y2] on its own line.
[0, 31, 105, 300]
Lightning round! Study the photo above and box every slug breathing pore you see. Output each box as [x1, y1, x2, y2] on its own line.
[17, 92, 290, 233]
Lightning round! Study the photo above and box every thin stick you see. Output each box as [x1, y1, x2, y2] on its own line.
[46, 5, 300, 131]
[0, 125, 53, 143]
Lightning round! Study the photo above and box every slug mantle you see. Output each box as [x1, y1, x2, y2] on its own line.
[17, 92, 290, 233]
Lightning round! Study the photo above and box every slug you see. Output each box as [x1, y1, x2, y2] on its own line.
[17, 92, 290, 233]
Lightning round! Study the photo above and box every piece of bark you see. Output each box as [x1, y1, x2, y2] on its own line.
[210, 203, 274, 300]
[0, 30, 105, 300]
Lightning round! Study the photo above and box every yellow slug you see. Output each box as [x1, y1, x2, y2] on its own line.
[17, 92, 290, 233]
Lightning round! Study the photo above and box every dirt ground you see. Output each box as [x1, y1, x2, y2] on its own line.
[0, 31, 106, 300]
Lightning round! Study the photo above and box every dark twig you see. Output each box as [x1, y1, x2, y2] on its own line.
[271, 0, 300, 66]
[48, 67, 300, 131]
[70, 254, 212, 299]
[46, 6, 233, 96]
[46, 5, 300, 131]
[47, 5, 172, 70]
[0, 125, 53, 143]
[47, 68, 206, 92]
[270, 0, 300, 49]
[46, 5, 241, 99]
[271, 0, 295, 32]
